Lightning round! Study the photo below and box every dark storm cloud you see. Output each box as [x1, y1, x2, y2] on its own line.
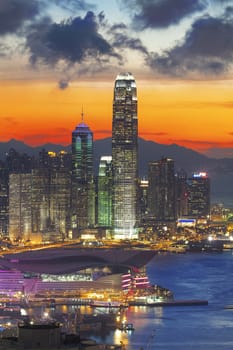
[0, 0, 40, 35]
[26, 11, 119, 65]
[147, 15, 233, 76]
[119, 0, 205, 29]
[112, 33, 148, 55]
[109, 22, 148, 55]
[111, 23, 128, 31]
[58, 79, 69, 89]
[224, 6, 233, 18]
[0, 0, 97, 37]
[52, 0, 95, 12]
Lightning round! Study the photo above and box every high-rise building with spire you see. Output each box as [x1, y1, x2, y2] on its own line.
[71, 112, 95, 236]
[112, 72, 138, 239]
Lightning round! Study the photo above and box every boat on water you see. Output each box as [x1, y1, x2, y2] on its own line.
[90, 300, 126, 308]
[167, 245, 186, 253]
[0, 304, 21, 316]
[118, 322, 134, 332]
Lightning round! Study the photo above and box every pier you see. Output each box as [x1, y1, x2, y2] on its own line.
[129, 299, 208, 307]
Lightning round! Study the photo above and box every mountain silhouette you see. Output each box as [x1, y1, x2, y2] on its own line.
[0, 138, 232, 207]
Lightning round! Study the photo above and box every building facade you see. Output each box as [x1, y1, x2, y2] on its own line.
[148, 158, 176, 222]
[97, 156, 113, 228]
[112, 72, 138, 239]
[9, 151, 71, 243]
[0, 167, 9, 237]
[9, 173, 32, 242]
[187, 172, 210, 218]
[138, 179, 149, 226]
[176, 169, 188, 218]
[71, 121, 95, 236]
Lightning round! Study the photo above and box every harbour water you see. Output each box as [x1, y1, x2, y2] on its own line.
[92, 251, 233, 349]
[2, 252, 233, 349]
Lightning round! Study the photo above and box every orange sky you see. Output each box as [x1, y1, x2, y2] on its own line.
[0, 78, 233, 155]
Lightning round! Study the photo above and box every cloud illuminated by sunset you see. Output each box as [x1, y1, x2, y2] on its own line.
[0, 0, 232, 157]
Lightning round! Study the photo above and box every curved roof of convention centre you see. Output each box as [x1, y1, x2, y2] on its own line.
[0, 246, 156, 275]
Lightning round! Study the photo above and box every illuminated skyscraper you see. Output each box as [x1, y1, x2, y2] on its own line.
[187, 172, 210, 218]
[148, 158, 176, 221]
[0, 167, 9, 236]
[97, 156, 113, 228]
[138, 179, 149, 225]
[9, 173, 32, 242]
[112, 72, 138, 239]
[71, 119, 95, 236]
[176, 169, 188, 217]
[9, 151, 71, 243]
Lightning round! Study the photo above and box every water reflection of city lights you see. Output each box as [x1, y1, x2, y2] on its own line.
[20, 308, 27, 316]
[153, 307, 164, 325]
[113, 329, 128, 347]
[61, 305, 68, 313]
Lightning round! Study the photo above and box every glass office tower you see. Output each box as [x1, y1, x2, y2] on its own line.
[112, 72, 138, 239]
[71, 121, 95, 236]
[148, 158, 176, 221]
[187, 172, 210, 218]
[97, 156, 113, 228]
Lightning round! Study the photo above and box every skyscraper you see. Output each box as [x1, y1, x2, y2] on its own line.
[0, 167, 9, 236]
[176, 169, 188, 217]
[8, 151, 71, 244]
[138, 179, 149, 225]
[97, 156, 113, 228]
[32, 150, 71, 240]
[112, 72, 138, 239]
[9, 173, 32, 242]
[148, 157, 176, 221]
[187, 172, 210, 218]
[71, 119, 95, 236]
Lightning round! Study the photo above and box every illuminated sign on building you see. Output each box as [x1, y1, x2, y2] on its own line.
[193, 172, 207, 178]
[177, 218, 196, 227]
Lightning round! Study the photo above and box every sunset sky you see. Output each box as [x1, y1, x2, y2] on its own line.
[0, 0, 233, 158]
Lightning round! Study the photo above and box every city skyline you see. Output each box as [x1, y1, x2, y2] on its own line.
[0, 0, 232, 158]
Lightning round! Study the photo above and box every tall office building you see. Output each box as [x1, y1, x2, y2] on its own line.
[112, 72, 138, 239]
[31, 167, 70, 241]
[176, 169, 188, 217]
[97, 156, 113, 228]
[8, 151, 71, 243]
[138, 179, 149, 225]
[187, 172, 210, 218]
[148, 158, 176, 221]
[0, 167, 9, 236]
[71, 119, 95, 236]
[9, 173, 32, 242]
